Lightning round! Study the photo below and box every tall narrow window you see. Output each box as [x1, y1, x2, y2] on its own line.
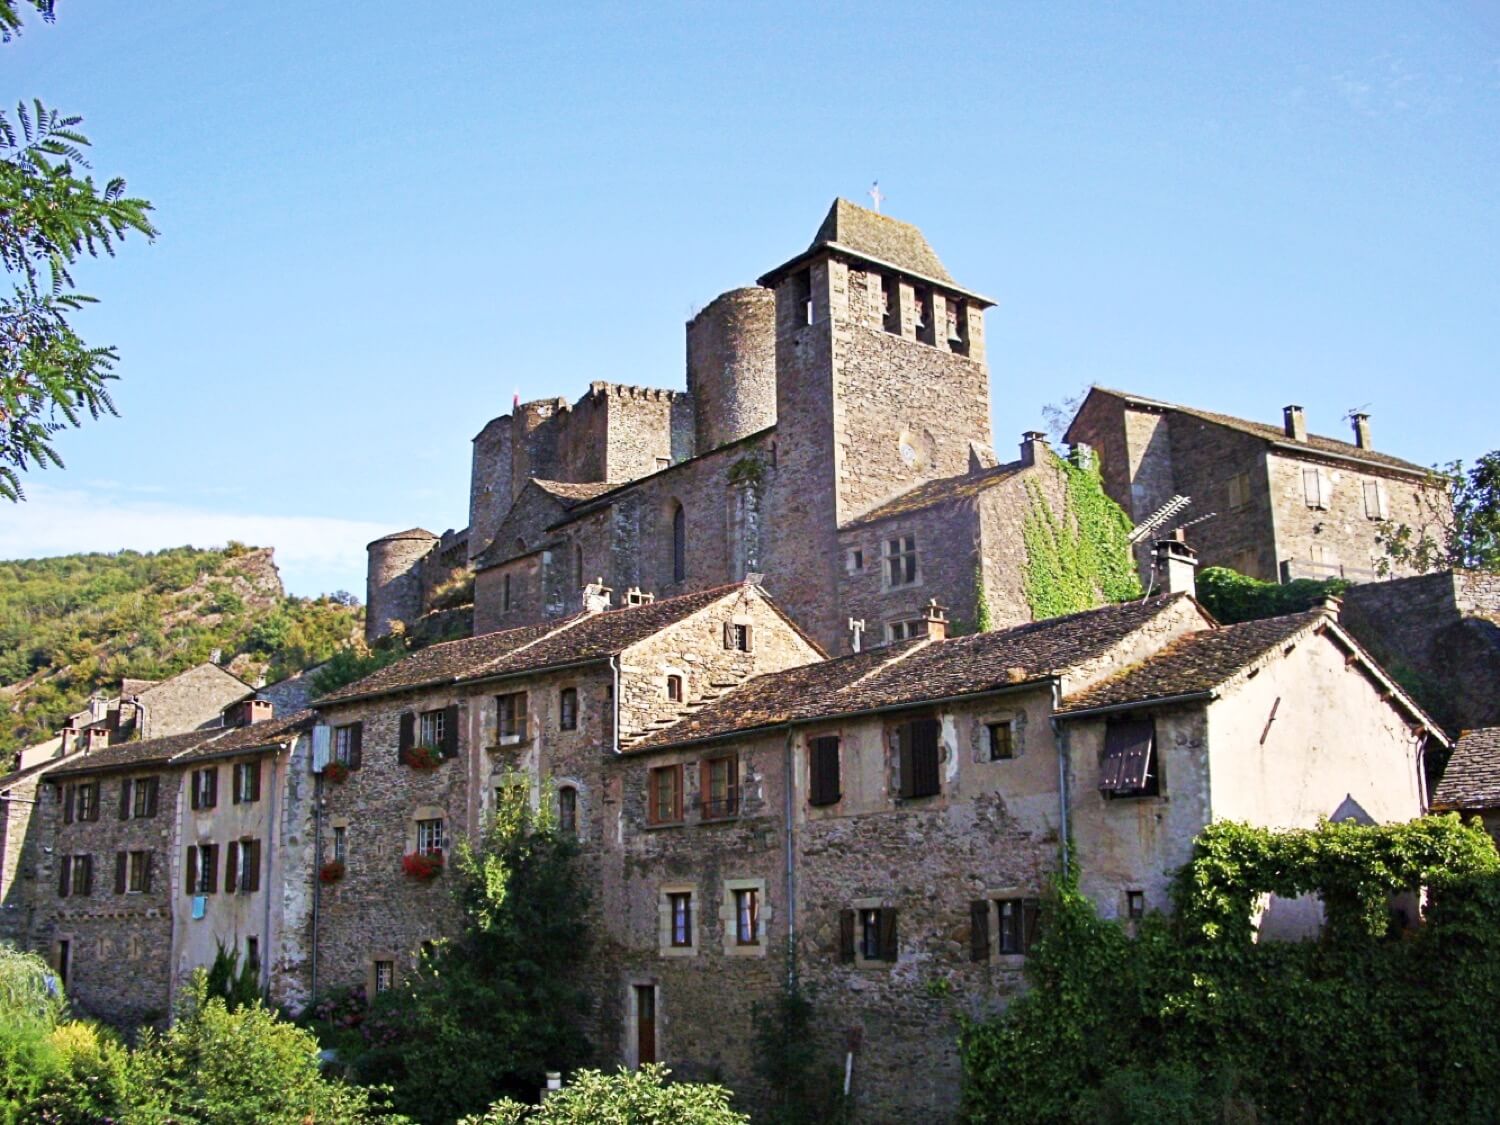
[332, 825, 347, 864]
[497, 692, 528, 743]
[948, 297, 969, 355]
[896, 717, 942, 799]
[559, 687, 579, 731]
[793, 268, 812, 326]
[671, 503, 687, 584]
[700, 755, 739, 820]
[666, 675, 684, 703]
[734, 887, 760, 945]
[373, 960, 394, 995]
[648, 765, 683, 825]
[669, 892, 692, 947]
[558, 786, 578, 837]
[884, 535, 918, 587]
[808, 736, 841, 806]
[246, 936, 260, 972]
[913, 286, 934, 345]
[635, 985, 657, 1066]
[503, 572, 513, 611]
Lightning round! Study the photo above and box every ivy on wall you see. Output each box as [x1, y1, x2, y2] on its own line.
[1021, 450, 1141, 619]
[960, 817, 1500, 1124]
[1196, 565, 1349, 625]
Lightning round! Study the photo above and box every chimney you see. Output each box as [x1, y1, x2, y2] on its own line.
[1153, 535, 1199, 599]
[622, 587, 655, 607]
[1351, 412, 1371, 450]
[82, 727, 110, 753]
[1282, 405, 1307, 443]
[209, 648, 223, 666]
[1020, 431, 1049, 467]
[920, 599, 949, 641]
[58, 723, 78, 754]
[87, 694, 107, 721]
[582, 579, 612, 614]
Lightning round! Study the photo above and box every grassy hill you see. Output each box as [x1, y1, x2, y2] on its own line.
[0, 544, 364, 764]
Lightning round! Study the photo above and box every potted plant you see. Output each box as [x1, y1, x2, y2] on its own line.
[402, 850, 443, 881]
[319, 860, 346, 884]
[323, 761, 350, 784]
[403, 745, 443, 771]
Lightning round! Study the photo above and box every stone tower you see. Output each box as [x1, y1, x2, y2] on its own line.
[758, 199, 994, 643]
[365, 528, 438, 642]
[686, 287, 777, 453]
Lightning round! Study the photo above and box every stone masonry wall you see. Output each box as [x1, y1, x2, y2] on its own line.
[1159, 415, 1276, 581]
[137, 664, 253, 741]
[686, 287, 777, 454]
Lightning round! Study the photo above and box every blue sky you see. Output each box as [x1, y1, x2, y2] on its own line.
[4, 1, 1496, 595]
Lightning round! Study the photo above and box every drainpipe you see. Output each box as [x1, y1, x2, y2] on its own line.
[1049, 679, 1071, 876]
[782, 725, 797, 990]
[310, 769, 322, 1003]
[609, 656, 621, 756]
[261, 746, 282, 994]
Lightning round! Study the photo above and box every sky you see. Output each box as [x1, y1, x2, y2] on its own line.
[3, 1, 1497, 596]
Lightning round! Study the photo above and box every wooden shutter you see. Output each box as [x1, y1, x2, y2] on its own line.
[142, 853, 153, 894]
[190, 772, 200, 811]
[909, 718, 941, 798]
[205, 768, 217, 809]
[516, 693, 528, 735]
[1100, 720, 1155, 792]
[398, 711, 415, 764]
[877, 908, 898, 962]
[248, 761, 262, 802]
[58, 855, 71, 897]
[1023, 899, 1041, 952]
[145, 777, 159, 818]
[442, 704, 460, 758]
[247, 841, 261, 893]
[970, 900, 990, 961]
[232, 764, 243, 804]
[115, 852, 128, 894]
[118, 779, 132, 820]
[810, 737, 841, 806]
[80, 856, 93, 896]
[86, 783, 99, 821]
[723, 622, 734, 649]
[225, 841, 240, 894]
[63, 784, 74, 824]
[204, 845, 218, 894]
[838, 909, 856, 964]
[186, 846, 198, 895]
[897, 725, 915, 799]
[348, 722, 363, 770]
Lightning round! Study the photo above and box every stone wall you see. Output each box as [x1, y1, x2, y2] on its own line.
[469, 415, 514, 565]
[367, 531, 438, 643]
[686, 288, 777, 454]
[137, 663, 253, 740]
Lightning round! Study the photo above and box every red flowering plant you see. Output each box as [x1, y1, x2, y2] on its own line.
[402, 850, 443, 881]
[319, 860, 345, 884]
[323, 760, 350, 784]
[403, 745, 442, 771]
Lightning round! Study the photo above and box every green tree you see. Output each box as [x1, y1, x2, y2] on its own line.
[458, 1066, 749, 1125]
[1, 0, 157, 500]
[1377, 452, 1500, 575]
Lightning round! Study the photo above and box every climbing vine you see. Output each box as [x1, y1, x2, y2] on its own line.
[973, 564, 993, 633]
[1021, 448, 1141, 619]
[726, 455, 766, 487]
[960, 816, 1500, 1124]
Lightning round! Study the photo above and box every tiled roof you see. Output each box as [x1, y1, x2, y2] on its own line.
[1057, 610, 1324, 715]
[0, 752, 82, 791]
[631, 595, 1193, 752]
[532, 479, 615, 506]
[175, 711, 315, 761]
[1073, 387, 1431, 476]
[810, 199, 954, 283]
[846, 462, 1026, 527]
[46, 728, 225, 778]
[314, 584, 757, 706]
[1432, 728, 1500, 811]
[368, 528, 438, 546]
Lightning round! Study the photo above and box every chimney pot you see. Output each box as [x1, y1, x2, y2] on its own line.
[1153, 538, 1199, 599]
[582, 580, 613, 614]
[1282, 405, 1307, 443]
[920, 599, 949, 641]
[1020, 431, 1049, 466]
[1351, 412, 1371, 450]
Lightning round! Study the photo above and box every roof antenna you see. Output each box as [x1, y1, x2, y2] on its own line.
[849, 618, 866, 653]
[868, 182, 884, 213]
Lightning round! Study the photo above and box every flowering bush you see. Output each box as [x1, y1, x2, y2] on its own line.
[322, 760, 350, 784]
[402, 850, 443, 881]
[403, 745, 442, 771]
[319, 860, 345, 884]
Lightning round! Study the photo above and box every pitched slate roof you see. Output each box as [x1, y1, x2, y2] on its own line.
[0, 752, 82, 792]
[846, 462, 1026, 527]
[1432, 728, 1500, 811]
[175, 711, 315, 762]
[1070, 387, 1431, 476]
[630, 595, 1193, 752]
[368, 527, 438, 547]
[314, 584, 764, 706]
[532, 480, 615, 506]
[1056, 610, 1323, 715]
[46, 728, 225, 778]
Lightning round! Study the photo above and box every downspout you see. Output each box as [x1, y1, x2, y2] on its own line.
[782, 725, 796, 990]
[310, 769, 322, 1003]
[260, 745, 282, 993]
[1049, 679, 1070, 876]
[609, 656, 621, 756]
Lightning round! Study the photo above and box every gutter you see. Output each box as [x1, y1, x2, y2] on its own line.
[311, 769, 322, 1002]
[1047, 680, 1071, 875]
[782, 725, 797, 990]
[1053, 690, 1218, 723]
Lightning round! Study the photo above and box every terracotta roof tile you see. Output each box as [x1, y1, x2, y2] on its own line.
[46, 728, 225, 778]
[175, 711, 316, 761]
[1432, 728, 1500, 811]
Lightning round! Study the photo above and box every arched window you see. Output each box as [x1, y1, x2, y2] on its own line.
[558, 785, 578, 837]
[671, 503, 687, 584]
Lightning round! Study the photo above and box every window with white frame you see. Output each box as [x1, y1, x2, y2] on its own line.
[418, 709, 446, 749]
[373, 960, 394, 994]
[332, 825, 347, 864]
[659, 886, 697, 957]
[721, 878, 767, 956]
[415, 818, 444, 856]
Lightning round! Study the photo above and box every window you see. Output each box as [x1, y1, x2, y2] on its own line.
[232, 761, 261, 804]
[700, 755, 739, 820]
[847, 548, 865, 573]
[333, 723, 362, 767]
[416, 818, 444, 856]
[245, 936, 259, 972]
[1363, 480, 1389, 520]
[948, 297, 970, 355]
[129, 776, 158, 819]
[885, 619, 923, 643]
[558, 786, 578, 836]
[1127, 890, 1146, 920]
[496, 693, 528, 744]
[634, 984, 657, 1066]
[895, 717, 942, 799]
[884, 535, 918, 587]
[987, 721, 1014, 761]
[913, 286, 934, 345]
[734, 887, 760, 945]
[671, 503, 687, 584]
[58, 854, 93, 898]
[841, 906, 897, 965]
[669, 892, 692, 948]
[225, 839, 261, 894]
[186, 844, 218, 895]
[127, 851, 150, 893]
[666, 675, 683, 703]
[558, 687, 578, 731]
[75, 781, 99, 822]
[332, 825, 347, 864]
[55, 940, 69, 987]
[1302, 467, 1328, 510]
[373, 960, 394, 995]
[793, 268, 812, 326]
[882, 273, 901, 334]
[808, 736, 841, 807]
[655, 456, 670, 471]
[1227, 472, 1251, 510]
[418, 709, 446, 749]
[1099, 718, 1159, 797]
[997, 897, 1042, 955]
[723, 622, 753, 652]
[648, 764, 683, 825]
[190, 767, 217, 811]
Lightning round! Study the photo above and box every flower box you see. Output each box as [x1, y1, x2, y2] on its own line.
[402, 850, 443, 881]
[319, 860, 346, 884]
[402, 745, 443, 771]
[323, 761, 350, 784]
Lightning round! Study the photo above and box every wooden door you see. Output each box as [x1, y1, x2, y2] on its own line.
[635, 985, 656, 1065]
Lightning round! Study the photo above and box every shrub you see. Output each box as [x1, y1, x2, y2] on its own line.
[459, 1065, 749, 1124]
[1196, 565, 1348, 624]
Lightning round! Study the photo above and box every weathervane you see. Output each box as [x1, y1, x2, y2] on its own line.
[868, 182, 884, 213]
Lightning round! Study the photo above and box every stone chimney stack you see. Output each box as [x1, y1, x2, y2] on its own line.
[1282, 405, 1307, 443]
[622, 587, 655, 607]
[1153, 534, 1199, 599]
[82, 727, 110, 753]
[582, 580, 613, 614]
[1351, 412, 1372, 450]
[921, 599, 949, 641]
[1020, 431, 1049, 467]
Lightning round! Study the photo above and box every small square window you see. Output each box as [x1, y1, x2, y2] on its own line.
[373, 960, 394, 994]
[1099, 719, 1159, 798]
[666, 675, 683, 703]
[987, 721, 1014, 761]
[724, 623, 753, 652]
[847, 548, 865, 573]
[849, 906, 897, 965]
[1127, 890, 1146, 919]
[885, 619, 923, 644]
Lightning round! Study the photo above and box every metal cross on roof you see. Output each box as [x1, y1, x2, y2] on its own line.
[868, 181, 884, 213]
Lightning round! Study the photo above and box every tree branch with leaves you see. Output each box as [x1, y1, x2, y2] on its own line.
[1377, 453, 1500, 576]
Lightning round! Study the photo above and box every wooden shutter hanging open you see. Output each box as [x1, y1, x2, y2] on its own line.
[1100, 720, 1155, 792]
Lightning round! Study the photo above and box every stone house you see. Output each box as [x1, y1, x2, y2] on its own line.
[367, 200, 1115, 655]
[603, 544, 1442, 1119]
[308, 581, 822, 1004]
[1430, 728, 1500, 839]
[1064, 386, 1450, 584]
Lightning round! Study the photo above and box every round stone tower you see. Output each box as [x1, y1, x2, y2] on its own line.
[365, 528, 438, 643]
[686, 287, 777, 453]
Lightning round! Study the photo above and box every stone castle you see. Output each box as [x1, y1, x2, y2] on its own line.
[3, 199, 1494, 1123]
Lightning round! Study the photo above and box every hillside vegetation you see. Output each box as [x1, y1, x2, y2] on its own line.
[0, 544, 363, 764]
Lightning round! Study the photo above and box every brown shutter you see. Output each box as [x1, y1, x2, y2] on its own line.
[744, 624, 754, 652]
[58, 855, 71, 897]
[119, 779, 132, 820]
[142, 852, 153, 894]
[442, 704, 460, 758]
[232, 763, 242, 804]
[63, 784, 74, 824]
[516, 694, 528, 735]
[810, 737, 841, 807]
[190, 772, 200, 811]
[225, 841, 240, 894]
[87, 783, 100, 821]
[1023, 899, 1041, 951]
[186, 846, 198, 895]
[250, 760, 262, 802]
[115, 852, 128, 894]
[1101, 720, 1155, 792]
[839, 909, 856, 964]
[348, 722, 363, 769]
[399, 711, 415, 764]
[145, 777, 159, 818]
[247, 841, 261, 893]
[878, 908, 898, 962]
[204, 845, 218, 894]
[970, 900, 990, 961]
[205, 768, 218, 809]
[897, 724, 915, 799]
[80, 856, 93, 896]
[911, 718, 941, 797]
[723, 622, 734, 649]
